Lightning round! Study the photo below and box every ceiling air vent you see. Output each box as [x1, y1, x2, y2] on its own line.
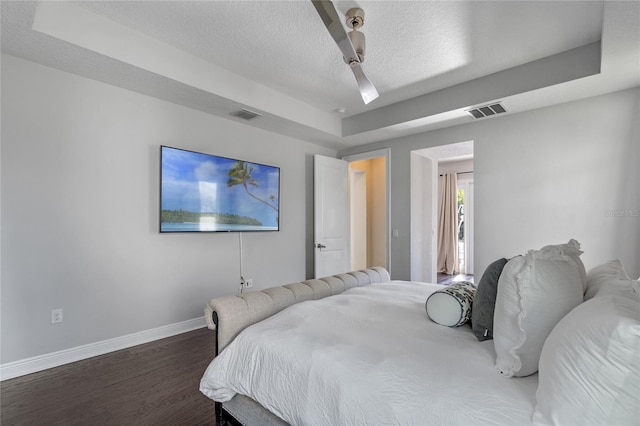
[467, 103, 506, 119]
[230, 108, 262, 121]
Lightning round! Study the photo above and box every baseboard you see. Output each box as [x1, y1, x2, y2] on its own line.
[0, 317, 207, 381]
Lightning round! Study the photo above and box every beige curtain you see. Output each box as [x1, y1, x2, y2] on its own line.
[437, 173, 458, 274]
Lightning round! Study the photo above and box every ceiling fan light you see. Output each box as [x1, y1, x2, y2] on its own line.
[345, 8, 365, 29]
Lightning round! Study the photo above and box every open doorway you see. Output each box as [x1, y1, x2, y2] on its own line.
[410, 141, 474, 284]
[437, 160, 474, 284]
[438, 159, 474, 282]
[343, 149, 390, 272]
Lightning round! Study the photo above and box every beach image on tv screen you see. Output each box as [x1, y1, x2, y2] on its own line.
[161, 146, 280, 232]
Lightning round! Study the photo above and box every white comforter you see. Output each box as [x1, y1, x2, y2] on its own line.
[200, 281, 538, 425]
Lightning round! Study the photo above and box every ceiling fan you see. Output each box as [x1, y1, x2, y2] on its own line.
[311, 1, 379, 105]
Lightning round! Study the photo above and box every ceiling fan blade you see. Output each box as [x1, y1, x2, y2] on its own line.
[311, 1, 380, 104]
[350, 62, 379, 105]
[311, 0, 360, 63]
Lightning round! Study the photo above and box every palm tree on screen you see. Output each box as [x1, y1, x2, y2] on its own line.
[227, 161, 278, 211]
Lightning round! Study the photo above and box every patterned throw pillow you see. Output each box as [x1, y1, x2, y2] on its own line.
[425, 281, 476, 327]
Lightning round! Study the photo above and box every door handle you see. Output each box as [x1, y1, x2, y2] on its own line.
[316, 243, 326, 249]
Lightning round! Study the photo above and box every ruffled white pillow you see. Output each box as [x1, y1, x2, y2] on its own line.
[493, 240, 584, 377]
[540, 239, 586, 292]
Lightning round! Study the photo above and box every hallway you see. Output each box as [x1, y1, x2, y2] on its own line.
[436, 273, 474, 286]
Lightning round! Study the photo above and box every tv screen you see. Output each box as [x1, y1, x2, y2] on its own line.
[160, 146, 280, 232]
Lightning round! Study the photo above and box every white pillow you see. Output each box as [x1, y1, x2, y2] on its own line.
[493, 242, 584, 377]
[533, 295, 640, 425]
[540, 238, 587, 292]
[585, 259, 640, 300]
[425, 282, 475, 327]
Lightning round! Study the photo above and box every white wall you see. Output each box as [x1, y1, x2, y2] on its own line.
[341, 87, 640, 281]
[410, 153, 438, 282]
[0, 54, 336, 364]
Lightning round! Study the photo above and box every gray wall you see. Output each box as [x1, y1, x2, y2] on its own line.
[1, 54, 335, 363]
[2, 52, 639, 366]
[341, 88, 640, 281]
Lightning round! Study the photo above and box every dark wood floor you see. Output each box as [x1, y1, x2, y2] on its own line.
[1, 327, 217, 426]
[436, 273, 474, 285]
[2, 278, 472, 425]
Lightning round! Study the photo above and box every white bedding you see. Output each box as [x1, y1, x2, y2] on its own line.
[200, 281, 538, 425]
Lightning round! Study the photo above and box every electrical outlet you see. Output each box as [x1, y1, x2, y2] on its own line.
[51, 308, 63, 324]
[245, 279, 254, 288]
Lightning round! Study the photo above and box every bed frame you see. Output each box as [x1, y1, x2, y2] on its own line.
[204, 267, 391, 426]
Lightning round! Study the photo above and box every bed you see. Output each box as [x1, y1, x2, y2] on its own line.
[200, 250, 640, 426]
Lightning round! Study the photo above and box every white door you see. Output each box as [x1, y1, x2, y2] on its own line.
[314, 155, 350, 278]
[458, 179, 474, 274]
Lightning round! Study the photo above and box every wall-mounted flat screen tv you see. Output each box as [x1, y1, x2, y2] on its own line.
[160, 146, 280, 233]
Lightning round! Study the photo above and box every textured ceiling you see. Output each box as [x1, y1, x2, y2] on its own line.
[73, 0, 604, 115]
[2, 1, 639, 149]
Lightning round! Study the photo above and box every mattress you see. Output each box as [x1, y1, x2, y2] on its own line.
[200, 281, 538, 425]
